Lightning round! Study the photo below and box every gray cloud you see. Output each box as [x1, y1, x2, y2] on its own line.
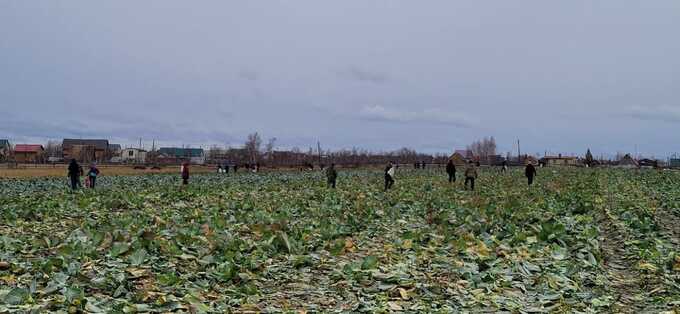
[623, 105, 680, 123]
[237, 70, 259, 81]
[358, 105, 475, 128]
[338, 67, 390, 84]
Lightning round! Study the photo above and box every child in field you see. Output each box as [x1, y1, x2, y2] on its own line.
[87, 163, 100, 189]
[181, 161, 190, 185]
[464, 161, 478, 191]
[326, 163, 338, 188]
[384, 162, 395, 191]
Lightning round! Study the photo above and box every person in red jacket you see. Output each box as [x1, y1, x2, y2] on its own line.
[181, 161, 190, 185]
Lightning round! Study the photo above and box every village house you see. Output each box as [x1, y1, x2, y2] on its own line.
[0, 139, 10, 161]
[14, 144, 45, 163]
[271, 150, 309, 166]
[671, 158, 680, 168]
[449, 150, 474, 166]
[121, 148, 147, 164]
[541, 154, 580, 167]
[62, 139, 110, 162]
[157, 147, 205, 164]
[638, 158, 658, 168]
[109, 144, 122, 157]
[614, 154, 639, 169]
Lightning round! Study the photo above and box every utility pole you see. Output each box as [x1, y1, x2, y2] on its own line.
[317, 141, 322, 164]
[517, 139, 521, 163]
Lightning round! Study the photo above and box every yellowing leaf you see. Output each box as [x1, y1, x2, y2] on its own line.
[397, 287, 410, 300]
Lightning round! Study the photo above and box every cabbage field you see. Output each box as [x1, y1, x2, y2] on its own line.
[1, 168, 679, 313]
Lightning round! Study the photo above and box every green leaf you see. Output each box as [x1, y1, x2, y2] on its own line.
[109, 242, 130, 257]
[3, 288, 30, 305]
[63, 286, 84, 303]
[361, 255, 379, 270]
[128, 249, 147, 266]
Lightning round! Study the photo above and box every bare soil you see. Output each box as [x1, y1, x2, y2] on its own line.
[0, 164, 216, 178]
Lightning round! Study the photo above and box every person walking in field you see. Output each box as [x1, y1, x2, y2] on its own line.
[501, 160, 508, 173]
[181, 161, 190, 185]
[446, 159, 456, 183]
[326, 163, 338, 188]
[525, 162, 537, 186]
[67, 159, 81, 190]
[87, 163, 100, 189]
[464, 161, 478, 191]
[384, 162, 395, 191]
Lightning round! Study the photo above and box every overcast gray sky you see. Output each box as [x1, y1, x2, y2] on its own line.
[1, 1, 678, 157]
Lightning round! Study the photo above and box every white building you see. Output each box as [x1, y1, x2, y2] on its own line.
[121, 148, 147, 164]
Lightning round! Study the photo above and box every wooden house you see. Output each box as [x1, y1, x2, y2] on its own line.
[14, 144, 45, 163]
[62, 139, 110, 162]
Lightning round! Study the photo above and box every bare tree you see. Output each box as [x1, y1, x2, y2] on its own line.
[244, 132, 262, 163]
[467, 136, 497, 164]
[45, 140, 63, 158]
[265, 137, 277, 161]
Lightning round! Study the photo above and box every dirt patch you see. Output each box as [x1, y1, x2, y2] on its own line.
[598, 210, 646, 313]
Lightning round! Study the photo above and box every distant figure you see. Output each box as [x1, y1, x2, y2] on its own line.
[525, 162, 537, 186]
[414, 162, 419, 169]
[216, 165, 223, 173]
[181, 161, 190, 185]
[326, 163, 338, 188]
[67, 159, 80, 190]
[464, 161, 478, 191]
[384, 162, 395, 191]
[446, 159, 456, 183]
[501, 160, 508, 173]
[224, 163, 229, 174]
[87, 163, 100, 189]
[234, 164, 238, 173]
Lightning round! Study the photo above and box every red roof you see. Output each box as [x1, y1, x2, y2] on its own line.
[14, 144, 44, 153]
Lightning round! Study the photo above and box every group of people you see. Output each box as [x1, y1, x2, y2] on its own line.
[67, 159, 100, 190]
[446, 160, 479, 190]
[327, 159, 535, 192]
[67, 158, 538, 191]
[446, 159, 537, 190]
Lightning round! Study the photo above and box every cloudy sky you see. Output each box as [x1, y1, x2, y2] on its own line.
[1, 1, 678, 157]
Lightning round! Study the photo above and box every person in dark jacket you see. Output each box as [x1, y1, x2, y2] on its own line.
[181, 161, 190, 185]
[464, 161, 478, 191]
[87, 163, 100, 189]
[501, 160, 508, 173]
[525, 162, 537, 186]
[326, 163, 338, 188]
[446, 159, 456, 183]
[67, 159, 80, 190]
[384, 162, 395, 191]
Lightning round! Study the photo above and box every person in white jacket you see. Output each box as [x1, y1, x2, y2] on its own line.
[384, 162, 395, 191]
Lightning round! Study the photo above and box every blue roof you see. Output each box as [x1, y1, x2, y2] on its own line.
[158, 147, 204, 157]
